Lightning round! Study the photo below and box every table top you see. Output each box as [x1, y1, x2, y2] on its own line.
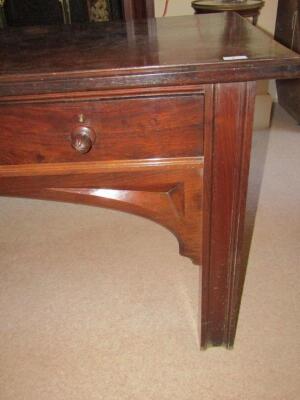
[0, 12, 300, 96]
[191, 1, 264, 11]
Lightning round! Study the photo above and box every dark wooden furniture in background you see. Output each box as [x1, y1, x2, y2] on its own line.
[122, 0, 154, 20]
[0, 1, 5, 28]
[191, 0, 265, 25]
[0, 0, 154, 27]
[275, 0, 300, 123]
[1, 13, 300, 349]
[2, 0, 87, 26]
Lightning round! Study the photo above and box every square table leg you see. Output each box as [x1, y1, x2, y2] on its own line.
[200, 81, 256, 349]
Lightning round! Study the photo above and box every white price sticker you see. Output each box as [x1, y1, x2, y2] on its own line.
[223, 55, 249, 61]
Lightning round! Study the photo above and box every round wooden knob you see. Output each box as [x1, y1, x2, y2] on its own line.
[71, 126, 96, 154]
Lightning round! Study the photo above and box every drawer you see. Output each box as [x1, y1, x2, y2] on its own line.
[0, 94, 204, 165]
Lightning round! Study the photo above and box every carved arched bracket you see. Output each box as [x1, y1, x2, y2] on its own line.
[0, 160, 203, 264]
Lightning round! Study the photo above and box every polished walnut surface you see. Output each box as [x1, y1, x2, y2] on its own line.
[1, 13, 300, 350]
[0, 93, 204, 164]
[0, 12, 300, 96]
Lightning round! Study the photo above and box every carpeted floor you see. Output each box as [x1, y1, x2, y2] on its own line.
[0, 105, 299, 400]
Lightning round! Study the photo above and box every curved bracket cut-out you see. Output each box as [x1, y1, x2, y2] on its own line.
[0, 162, 203, 264]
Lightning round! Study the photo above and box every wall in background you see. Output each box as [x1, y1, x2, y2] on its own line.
[155, 0, 191, 16]
[258, 0, 278, 35]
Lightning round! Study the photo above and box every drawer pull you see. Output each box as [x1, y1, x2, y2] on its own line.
[71, 126, 96, 154]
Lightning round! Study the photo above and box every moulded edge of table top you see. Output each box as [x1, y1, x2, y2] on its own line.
[0, 12, 300, 97]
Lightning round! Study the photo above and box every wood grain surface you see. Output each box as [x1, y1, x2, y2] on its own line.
[0, 92, 204, 164]
[1, 13, 300, 96]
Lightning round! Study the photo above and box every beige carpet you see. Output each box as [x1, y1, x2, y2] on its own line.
[0, 105, 299, 400]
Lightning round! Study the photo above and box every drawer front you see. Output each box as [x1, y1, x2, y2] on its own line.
[0, 94, 204, 165]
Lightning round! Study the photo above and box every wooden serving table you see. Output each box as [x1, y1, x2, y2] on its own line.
[192, 0, 265, 25]
[1, 13, 300, 349]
